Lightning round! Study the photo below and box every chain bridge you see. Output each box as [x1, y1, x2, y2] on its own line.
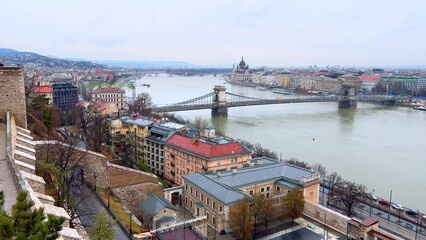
[155, 85, 407, 116]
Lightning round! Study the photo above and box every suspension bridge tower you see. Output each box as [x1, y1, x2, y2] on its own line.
[338, 76, 362, 108]
[212, 85, 228, 116]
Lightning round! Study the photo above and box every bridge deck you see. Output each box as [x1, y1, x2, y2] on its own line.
[0, 124, 19, 214]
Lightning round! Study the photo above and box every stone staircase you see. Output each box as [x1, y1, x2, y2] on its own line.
[6, 117, 84, 240]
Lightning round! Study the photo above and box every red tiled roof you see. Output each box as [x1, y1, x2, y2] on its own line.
[359, 75, 380, 81]
[33, 86, 53, 93]
[93, 86, 125, 93]
[166, 134, 252, 159]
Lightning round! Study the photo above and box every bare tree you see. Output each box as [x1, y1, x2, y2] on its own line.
[127, 92, 154, 116]
[326, 172, 342, 195]
[285, 158, 310, 169]
[190, 116, 209, 130]
[38, 139, 94, 221]
[334, 180, 366, 216]
[311, 163, 326, 178]
[87, 113, 108, 152]
[75, 104, 95, 138]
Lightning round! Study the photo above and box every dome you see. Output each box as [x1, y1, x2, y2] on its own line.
[238, 57, 248, 70]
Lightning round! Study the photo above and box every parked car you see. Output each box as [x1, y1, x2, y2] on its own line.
[379, 200, 390, 206]
[392, 204, 404, 210]
[405, 209, 418, 217]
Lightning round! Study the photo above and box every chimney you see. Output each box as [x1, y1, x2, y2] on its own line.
[257, 160, 263, 165]
[232, 169, 238, 174]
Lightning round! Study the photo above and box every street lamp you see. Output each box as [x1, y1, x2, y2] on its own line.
[129, 212, 133, 235]
[369, 189, 375, 217]
[107, 187, 111, 208]
[93, 172, 97, 191]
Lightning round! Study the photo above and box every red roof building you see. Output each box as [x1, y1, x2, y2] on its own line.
[164, 134, 252, 185]
[359, 75, 381, 82]
[30, 86, 53, 104]
[91, 86, 126, 114]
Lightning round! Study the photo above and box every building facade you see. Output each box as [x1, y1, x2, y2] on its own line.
[164, 132, 252, 185]
[182, 158, 321, 233]
[52, 82, 79, 112]
[30, 86, 53, 105]
[231, 57, 253, 83]
[91, 86, 126, 115]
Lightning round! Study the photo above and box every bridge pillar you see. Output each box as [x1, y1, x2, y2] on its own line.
[212, 85, 228, 116]
[338, 77, 361, 109]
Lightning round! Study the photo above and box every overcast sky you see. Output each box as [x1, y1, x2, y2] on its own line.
[1, 0, 425, 67]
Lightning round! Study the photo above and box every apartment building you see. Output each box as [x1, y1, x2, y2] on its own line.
[91, 86, 126, 115]
[164, 130, 252, 185]
[52, 82, 79, 112]
[181, 158, 321, 233]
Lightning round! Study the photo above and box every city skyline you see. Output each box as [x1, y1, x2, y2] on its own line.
[1, 0, 426, 67]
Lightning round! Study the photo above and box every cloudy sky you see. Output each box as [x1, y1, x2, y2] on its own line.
[1, 0, 425, 67]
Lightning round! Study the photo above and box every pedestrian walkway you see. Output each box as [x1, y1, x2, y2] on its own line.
[71, 182, 129, 240]
[0, 124, 19, 214]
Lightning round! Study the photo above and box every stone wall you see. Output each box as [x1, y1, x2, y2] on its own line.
[108, 163, 158, 189]
[303, 201, 351, 235]
[0, 67, 27, 128]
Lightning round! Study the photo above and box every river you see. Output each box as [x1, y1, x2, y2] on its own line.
[132, 74, 426, 212]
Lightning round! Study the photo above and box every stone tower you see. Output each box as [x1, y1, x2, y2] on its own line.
[0, 65, 27, 128]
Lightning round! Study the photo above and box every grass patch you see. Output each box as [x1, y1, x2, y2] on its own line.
[97, 188, 146, 234]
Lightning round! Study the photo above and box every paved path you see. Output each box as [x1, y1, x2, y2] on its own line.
[0, 124, 19, 214]
[71, 183, 129, 240]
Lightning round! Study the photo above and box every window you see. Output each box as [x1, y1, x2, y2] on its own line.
[185, 184, 188, 191]
[261, 187, 265, 192]
[213, 202, 216, 210]
[185, 197, 188, 204]
[219, 206, 223, 212]
[310, 191, 314, 197]
[249, 190, 254, 195]
[201, 194, 204, 201]
[213, 216, 216, 225]
[266, 192, 270, 198]
[190, 187, 193, 194]
[207, 197, 210, 205]
[276, 186, 281, 192]
[190, 200, 193, 207]
[206, 212, 210, 221]
[266, 186, 270, 191]
[196, 190, 198, 198]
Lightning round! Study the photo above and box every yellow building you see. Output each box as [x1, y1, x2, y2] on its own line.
[182, 157, 321, 233]
[164, 131, 252, 185]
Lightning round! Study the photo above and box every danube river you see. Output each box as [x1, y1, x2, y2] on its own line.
[133, 74, 426, 212]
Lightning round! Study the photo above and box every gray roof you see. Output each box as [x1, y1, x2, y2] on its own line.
[146, 126, 177, 143]
[183, 162, 320, 206]
[156, 216, 176, 225]
[139, 194, 178, 218]
[182, 173, 246, 205]
[207, 162, 317, 188]
[124, 118, 154, 127]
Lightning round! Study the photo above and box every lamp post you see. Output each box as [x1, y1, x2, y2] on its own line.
[93, 172, 97, 191]
[107, 187, 111, 208]
[369, 189, 375, 217]
[129, 212, 133, 235]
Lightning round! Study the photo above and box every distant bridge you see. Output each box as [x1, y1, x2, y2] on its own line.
[154, 85, 407, 116]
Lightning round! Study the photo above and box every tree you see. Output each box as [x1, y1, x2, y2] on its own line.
[311, 163, 326, 179]
[87, 113, 108, 152]
[0, 191, 64, 240]
[282, 189, 305, 225]
[285, 158, 310, 169]
[252, 193, 265, 238]
[260, 198, 277, 235]
[238, 139, 278, 159]
[326, 172, 342, 195]
[127, 92, 154, 116]
[190, 116, 209, 130]
[38, 139, 92, 221]
[335, 180, 366, 216]
[89, 212, 115, 240]
[228, 198, 254, 240]
[75, 104, 95, 138]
